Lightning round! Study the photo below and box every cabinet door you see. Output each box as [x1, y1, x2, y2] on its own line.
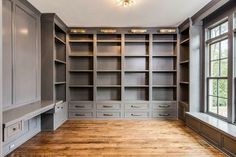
[13, 2, 39, 105]
[3, 0, 13, 108]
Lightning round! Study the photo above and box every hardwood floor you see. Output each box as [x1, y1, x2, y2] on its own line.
[8, 120, 226, 157]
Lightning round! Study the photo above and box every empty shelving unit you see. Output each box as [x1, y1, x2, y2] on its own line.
[67, 28, 178, 119]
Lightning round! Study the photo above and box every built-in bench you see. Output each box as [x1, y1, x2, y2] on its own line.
[186, 112, 236, 157]
[2, 100, 68, 156]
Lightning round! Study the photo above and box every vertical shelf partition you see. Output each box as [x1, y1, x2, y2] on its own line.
[68, 28, 178, 119]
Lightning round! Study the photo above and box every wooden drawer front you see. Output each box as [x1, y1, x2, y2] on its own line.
[222, 135, 236, 156]
[97, 112, 121, 118]
[69, 102, 93, 110]
[125, 112, 149, 118]
[69, 112, 93, 118]
[125, 103, 149, 110]
[97, 103, 121, 110]
[186, 116, 200, 133]
[5, 121, 23, 139]
[153, 102, 176, 110]
[200, 124, 221, 146]
[152, 110, 177, 118]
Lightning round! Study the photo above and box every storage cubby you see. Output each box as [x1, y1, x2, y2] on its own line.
[55, 24, 66, 42]
[69, 42, 93, 56]
[125, 87, 149, 101]
[97, 87, 121, 101]
[70, 72, 93, 86]
[97, 57, 121, 71]
[125, 57, 149, 71]
[153, 43, 176, 56]
[97, 72, 121, 86]
[125, 43, 149, 56]
[97, 42, 121, 56]
[70, 87, 93, 101]
[153, 73, 176, 86]
[69, 57, 93, 71]
[55, 84, 66, 101]
[97, 34, 121, 41]
[125, 34, 149, 42]
[153, 58, 176, 71]
[55, 41, 66, 62]
[55, 63, 66, 82]
[180, 64, 189, 82]
[152, 87, 176, 101]
[125, 72, 149, 86]
[179, 85, 189, 103]
[69, 34, 93, 41]
[153, 34, 177, 42]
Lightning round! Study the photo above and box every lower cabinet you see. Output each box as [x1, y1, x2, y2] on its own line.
[41, 102, 68, 131]
[68, 101, 177, 119]
[3, 116, 41, 156]
[186, 114, 236, 157]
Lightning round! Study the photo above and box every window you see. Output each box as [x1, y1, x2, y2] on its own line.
[206, 21, 228, 118]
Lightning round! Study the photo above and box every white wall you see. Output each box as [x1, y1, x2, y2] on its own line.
[0, 0, 3, 156]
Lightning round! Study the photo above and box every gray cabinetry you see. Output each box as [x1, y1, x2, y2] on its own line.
[2, 0, 40, 110]
[68, 28, 178, 119]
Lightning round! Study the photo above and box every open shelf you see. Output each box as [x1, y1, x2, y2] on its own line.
[97, 34, 121, 42]
[97, 42, 121, 56]
[125, 72, 149, 86]
[69, 34, 93, 42]
[152, 87, 176, 101]
[55, 62, 66, 82]
[69, 57, 93, 71]
[55, 24, 66, 42]
[70, 72, 93, 86]
[153, 58, 176, 71]
[70, 87, 93, 101]
[55, 39, 66, 62]
[125, 57, 149, 71]
[55, 84, 66, 102]
[125, 34, 149, 42]
[97, 87, 121, 101]
[97, 57, 121, 71]
[153, 42, 176, 56]
[97, 72, 121, 86]
[69, 42, 93, 56]
[153, 72, 176, 86]
[125, 87, 149, 101]
[153, 34, 177, 43]
[125, 42, 149, 56]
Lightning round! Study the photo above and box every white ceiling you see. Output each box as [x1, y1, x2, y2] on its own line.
[28, 0, 211, 27]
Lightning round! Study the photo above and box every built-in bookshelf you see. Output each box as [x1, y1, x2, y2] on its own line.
[41, 14, 67, 102]
[178, 20, 190, 121]
[68, 28, 178, 119]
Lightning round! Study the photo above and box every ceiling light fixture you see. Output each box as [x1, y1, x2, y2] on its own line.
[117, 0, 136, 7]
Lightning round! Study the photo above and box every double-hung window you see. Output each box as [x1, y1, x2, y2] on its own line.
[206, 21, 229, 118]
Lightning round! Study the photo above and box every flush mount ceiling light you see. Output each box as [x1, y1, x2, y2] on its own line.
[117, 0, 136, 7]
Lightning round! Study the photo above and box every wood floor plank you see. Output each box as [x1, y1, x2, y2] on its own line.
[7, 120, 226, 157]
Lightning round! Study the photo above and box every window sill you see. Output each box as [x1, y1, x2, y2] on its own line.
[186, 112, 236, 140]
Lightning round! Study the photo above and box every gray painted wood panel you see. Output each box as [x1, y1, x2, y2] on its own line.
[0, 0, 3, 155]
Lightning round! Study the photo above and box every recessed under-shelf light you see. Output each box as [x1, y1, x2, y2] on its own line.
[117, 0, 136, 7]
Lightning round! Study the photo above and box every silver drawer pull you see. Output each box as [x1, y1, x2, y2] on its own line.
[103, 105, 113, 108]
[75, 114, 85, 116]
[131, 105, 141, 108]
[103, 114, 113, 116]
[75, 106, 85, 108]
[159, 105, 170, 108]
[131, 114, 142, 116]
[159, 114, 170, 117]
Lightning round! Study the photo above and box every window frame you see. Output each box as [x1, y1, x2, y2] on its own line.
[205, 19, 230, 121]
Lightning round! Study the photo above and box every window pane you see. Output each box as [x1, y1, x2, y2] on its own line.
[220, 39, 228, 59]
[210, 61, 219, 76]
[211, 26, 220, 38]
[209, 96, 218, 114]
[218, 79, 228, 98]
[210, 43, 220, 60]
[218, 98, 228, 117]
[209, 79, 217, 96]
[220, 59, 228, 76]
[220, 22, 228, 34]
